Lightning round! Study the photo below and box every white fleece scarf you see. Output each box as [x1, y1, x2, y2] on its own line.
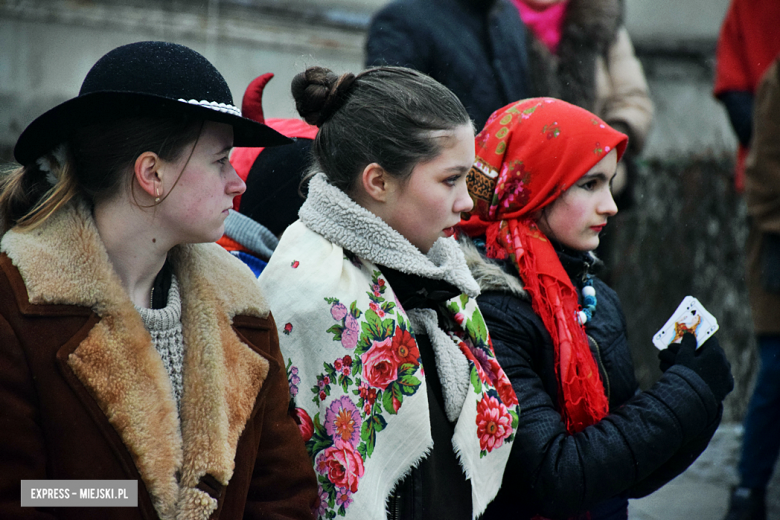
[259, 173, 519, 520]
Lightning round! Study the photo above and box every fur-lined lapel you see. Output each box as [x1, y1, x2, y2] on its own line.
[458, 233, 601, 299]
[458, 234, 528, 298]
[171, 244, 270, 520]
[299, 173, 480, 297]
[0, 201, 270, 520]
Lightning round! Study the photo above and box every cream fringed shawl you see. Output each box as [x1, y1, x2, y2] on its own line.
[259, 173, 520, 519]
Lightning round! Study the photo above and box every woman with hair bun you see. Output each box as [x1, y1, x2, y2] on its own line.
[0, 41, 317, 519]
[259, 66, 520, 520]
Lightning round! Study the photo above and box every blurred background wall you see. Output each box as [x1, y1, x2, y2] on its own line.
[0, 0, 755, 421]
[1, 0, 736, 157]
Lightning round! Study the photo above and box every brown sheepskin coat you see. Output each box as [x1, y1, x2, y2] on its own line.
[0, 202, 317, 519]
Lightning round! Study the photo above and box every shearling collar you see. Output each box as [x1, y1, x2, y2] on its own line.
[563, 0, 622, 48]
[1, 201, 271, 520]
[299, 173, 480, 298]
[458, 233, 600, 297]
[527, 0, 622, 109]
[458, 233, 528, 299]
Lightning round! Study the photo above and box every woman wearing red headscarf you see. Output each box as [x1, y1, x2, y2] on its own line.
[458, 98, 733, 520]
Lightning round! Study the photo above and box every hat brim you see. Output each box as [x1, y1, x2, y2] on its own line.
[14, 91, 293, 166]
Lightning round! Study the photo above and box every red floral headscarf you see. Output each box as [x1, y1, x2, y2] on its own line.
[459, 98, 627, 434]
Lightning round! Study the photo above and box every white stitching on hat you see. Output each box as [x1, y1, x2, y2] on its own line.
[178, 99, 242, 117]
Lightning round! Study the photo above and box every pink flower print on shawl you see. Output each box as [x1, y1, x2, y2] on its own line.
[476, 395, 513, 452]
[361, 337, 398, 390]
[316, 443, 365, 494]
[326, 298, 361, 350]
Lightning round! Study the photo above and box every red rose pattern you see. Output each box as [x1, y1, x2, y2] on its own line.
[369, 301, 385, 318]
[316, 444, 365, 493]
[490, 358, 519, 407]
[361, 337, 398, 390]
[390, 327, 420, 366]
[306, 274, 518, 519]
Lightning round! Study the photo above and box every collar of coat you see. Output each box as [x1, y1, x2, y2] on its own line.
[527, 0, 622, 109]
[299, 173, 480, 298]
[562, 0, 622, 46]
[1, 200, 272, 520]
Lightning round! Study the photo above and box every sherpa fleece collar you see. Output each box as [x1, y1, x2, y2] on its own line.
[299, 173, 480, 298]
[1, 201, 271, 520]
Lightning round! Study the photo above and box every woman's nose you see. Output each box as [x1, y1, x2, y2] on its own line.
[600, 188, 618, 217]
[454, 181, 474, 214]
[226, 164, 247, 196]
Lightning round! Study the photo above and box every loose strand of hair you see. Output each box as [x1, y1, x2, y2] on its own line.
[0, 165, 28, 233]
[12, 161, 80, 232]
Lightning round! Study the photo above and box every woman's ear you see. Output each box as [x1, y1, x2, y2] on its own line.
[134, 152, 163, 200]
[360, 162, 392, 203]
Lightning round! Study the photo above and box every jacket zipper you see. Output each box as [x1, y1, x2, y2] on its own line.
[588, 334, 611, 402]
[389, 491, 401, 520]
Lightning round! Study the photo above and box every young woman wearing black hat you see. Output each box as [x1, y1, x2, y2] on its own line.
[0, 41, 317, 519]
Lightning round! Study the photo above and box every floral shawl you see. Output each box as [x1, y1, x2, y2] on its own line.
[259, 173, 519, 520]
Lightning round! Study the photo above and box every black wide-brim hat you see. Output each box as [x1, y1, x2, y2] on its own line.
[14, 41, 292, 166]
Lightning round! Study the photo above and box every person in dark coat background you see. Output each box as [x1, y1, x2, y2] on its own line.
[721, 55, 780, 520]
[514, 0, 652, 208]
[366, 0, 651, 208]
[459, 98, 733, 520]
[365, 0, 530, 131]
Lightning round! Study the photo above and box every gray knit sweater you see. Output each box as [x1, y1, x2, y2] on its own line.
[135, 275, 185, 410]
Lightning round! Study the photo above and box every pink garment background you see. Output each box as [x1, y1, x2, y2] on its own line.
[513, 0, 569, 54]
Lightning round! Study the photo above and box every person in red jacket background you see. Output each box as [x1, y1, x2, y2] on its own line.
[713, 0, 780, 192]
[219, 74, 318, 275]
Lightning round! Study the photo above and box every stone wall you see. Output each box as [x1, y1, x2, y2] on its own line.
[605, 156, 755, 422]
[0, 0, 367, 155]
[604, 44, 756, 422]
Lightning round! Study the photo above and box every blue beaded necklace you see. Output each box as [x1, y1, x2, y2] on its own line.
[577, 275, 597, 326]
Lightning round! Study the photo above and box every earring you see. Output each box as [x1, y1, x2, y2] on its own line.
[155, 186, 161, 203]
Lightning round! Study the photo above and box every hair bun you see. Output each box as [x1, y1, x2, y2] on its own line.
[291, 67, 357, 127]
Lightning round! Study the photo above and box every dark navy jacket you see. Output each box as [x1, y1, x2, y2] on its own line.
[474, 248, 723, 520]
[366, 0, 530, 130]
